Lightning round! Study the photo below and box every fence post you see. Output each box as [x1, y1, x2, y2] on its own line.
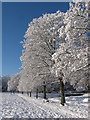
[43, 81, 46, 99]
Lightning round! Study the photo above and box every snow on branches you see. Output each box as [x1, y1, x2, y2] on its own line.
[18, 11, 65, 92]
[52, 2, 89, 90]
[18, 2, 89, 92]
[8, 73, 21, 92]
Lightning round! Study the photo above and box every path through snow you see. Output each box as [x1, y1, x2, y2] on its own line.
[0, 93, 89, 119]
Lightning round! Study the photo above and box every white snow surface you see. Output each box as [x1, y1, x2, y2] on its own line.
[0, 92, 89, 119]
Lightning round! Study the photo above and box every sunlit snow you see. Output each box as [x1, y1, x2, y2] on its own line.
[0, 93, 89, 119]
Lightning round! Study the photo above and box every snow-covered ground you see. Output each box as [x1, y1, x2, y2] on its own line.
[0, 92, 89, 119]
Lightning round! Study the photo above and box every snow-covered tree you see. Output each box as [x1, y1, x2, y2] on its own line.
[18, 11, 65, 92]
[2, 75, 10, 92]
[51, 2, 89, 105]
[8, 73, 21, 92]
[69, 65, 90, 91]
[17, 1, 89, 105]
[52, 1, 88, 84]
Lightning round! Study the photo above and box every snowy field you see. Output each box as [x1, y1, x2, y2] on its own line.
[0, 92, 89, 119]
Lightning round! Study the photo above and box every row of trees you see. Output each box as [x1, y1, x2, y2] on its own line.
[8, 1, 89, 106]
[18, 10, 65, 92]
[8, 73, 21, 92]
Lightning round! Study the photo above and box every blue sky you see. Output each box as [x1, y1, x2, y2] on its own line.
[2, 2, 69, 76]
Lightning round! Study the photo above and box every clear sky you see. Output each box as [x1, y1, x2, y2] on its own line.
[2, 2, 69, 76]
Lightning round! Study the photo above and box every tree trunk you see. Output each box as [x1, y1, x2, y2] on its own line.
[36, 89, 38, 98]
[30, 91, 31, 97]
[60, 79, 65, 106]
[43, 81, 46, 99]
